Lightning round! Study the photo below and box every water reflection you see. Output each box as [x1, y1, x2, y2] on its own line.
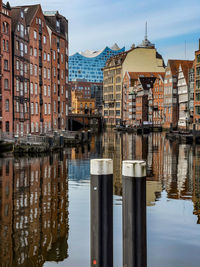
[102, 130, 200, 221]
[0, 131, 200, 267]
[0, 154, 69, 267]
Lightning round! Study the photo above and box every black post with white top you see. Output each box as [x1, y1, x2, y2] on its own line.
[122, 160, 147, 267]
[90, 159, 113, 267]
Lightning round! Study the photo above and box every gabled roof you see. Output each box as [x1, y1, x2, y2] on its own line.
[11, 7, 21, 31]
[167, 59, 193, 76]
[179, 60, 194, 84]
[15, 4, 39, 26]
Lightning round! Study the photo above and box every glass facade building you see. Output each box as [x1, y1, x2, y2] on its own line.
[69, 44, 125, 83]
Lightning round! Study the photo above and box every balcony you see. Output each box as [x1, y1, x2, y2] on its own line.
[40, 94, 43, 105]
[39, 76, 43, 86]
[39, 40, 42, 50]
[39, 57, 42, 67]
[39, 24, 42, 34]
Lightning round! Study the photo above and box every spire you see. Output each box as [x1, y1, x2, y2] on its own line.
[137, 22, 155, 48]
[145, 22, 147, 41]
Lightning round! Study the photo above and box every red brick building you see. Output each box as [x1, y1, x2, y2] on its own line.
[135, 77, 156, 126]
[0, 1, 12, 133]
[11, 7, 30, 136]
[123, 72, 164, 127]
[19, 5, 52, 134]
[194, 40, 200, 127]
[44, 11, 69, 131]
[152, 75, 165, 126]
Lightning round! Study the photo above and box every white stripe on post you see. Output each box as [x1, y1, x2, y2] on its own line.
[90, 159, 113, 175]
[122, 160, 146, 178]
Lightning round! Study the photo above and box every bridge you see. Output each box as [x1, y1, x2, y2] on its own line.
[68, 113, 103, 131]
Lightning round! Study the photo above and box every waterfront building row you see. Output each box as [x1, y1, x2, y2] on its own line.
[103, 36, 200, 130]
[0, 2, 69, 136]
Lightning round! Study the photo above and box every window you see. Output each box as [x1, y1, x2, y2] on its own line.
[61, 86, 64, 95]
[31, 103, 34, 114]
[45, 103, 47, 115]
[30, 47, 33, 56]
[44, 85, 47, 96]
[35, 102, 38, 114]
[34, 30, 37, 40]
[61, 70, 64, 79]
[47, 53, 50, 62]
[16, 101, 19, 112]
[4, 60, 8, 70]
[43, 35, 46, 44]
[61, 54, 63, 63]
[24, 64, 27, 73]
[21, 10, 24, 18]
[30, 63, 33, 75]
[48, 103, 51, 114]
[44, 52, 46, 61]
[16, 79, 19, 91]
[31, 122, 34, 133]
[30, 83, 33, 94]
[24, 102, 27, 113]
[48, 85, 50, 97]
[44, 68, 47, 79]
[48, 69, 50, 79]
[61, 102, 63, 113]
[34, 65, 37, 76]
[195, 106, 200, 115]
[24, 81, 27, 93]
[54, 101, 56, 112]
[6, 40, 8, 51]
[20, 82, 23, 96]
[35, 83, 38, 95]
[20, 62, 23, 75]
[36, 122, 39, 133]
[5, 99, 9, 111]
[3, 39, 5, 51]
[20, 24, 24, 38]
[54, 84, 56, 93]
[4, 79, 8, 89]
[54, 67, 56, 77]
[16, 41, 19, 50]
[34, 48, 37, 57]
[53, 51, 56, 60]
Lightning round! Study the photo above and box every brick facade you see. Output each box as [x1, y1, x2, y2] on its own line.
[11, 7, 30, 136]
[0, 1, 12, 133]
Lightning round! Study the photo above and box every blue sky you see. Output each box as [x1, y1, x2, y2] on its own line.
[10, 0, 200, 63]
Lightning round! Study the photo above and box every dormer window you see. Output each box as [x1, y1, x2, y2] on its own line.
[21, 10, 24, 19]
[56, 20, 60, 32]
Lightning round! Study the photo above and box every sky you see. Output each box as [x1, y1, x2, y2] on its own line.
[9, 0, 200, 63]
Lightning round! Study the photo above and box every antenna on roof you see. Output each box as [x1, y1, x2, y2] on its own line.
[145, 22, 148, 41]
[185, 40, 186, 60]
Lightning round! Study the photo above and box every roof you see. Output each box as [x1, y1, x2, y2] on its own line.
[78, 44, 122, 58]
[167, 59, 193, 76]
[179, 60, 194, 84]
[11, 7, 21, 31]
[128, 72, 165, 81]
[104, 50, 129, 68]
[14, 5, 39, 26]
[44, 11, 68, 38]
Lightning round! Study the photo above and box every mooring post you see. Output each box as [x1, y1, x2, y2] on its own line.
[122, 160, 147, 267]
[90, 159, 113, 267]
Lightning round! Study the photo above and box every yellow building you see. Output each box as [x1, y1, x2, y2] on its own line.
[71, 91, 96, 114]
[103, 31, 165, 126]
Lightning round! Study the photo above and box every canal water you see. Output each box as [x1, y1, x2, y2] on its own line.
[0, 131, 200, 267]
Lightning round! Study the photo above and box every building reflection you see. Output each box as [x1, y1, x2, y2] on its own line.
[0, 153, 69, 266]
[102, 130, 200, 220]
